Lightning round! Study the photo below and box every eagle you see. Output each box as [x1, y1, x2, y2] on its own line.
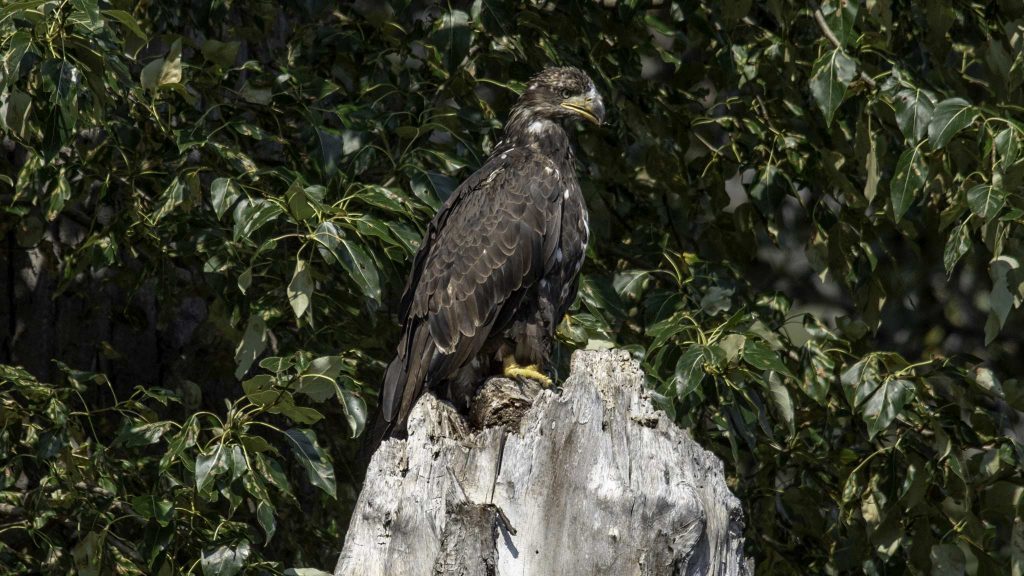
[366, 67, 604, 451]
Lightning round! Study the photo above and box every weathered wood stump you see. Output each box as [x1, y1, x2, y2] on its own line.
[336, 349, 753, 576]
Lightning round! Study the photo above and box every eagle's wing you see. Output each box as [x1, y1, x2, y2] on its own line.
[377, 147, 562, 438]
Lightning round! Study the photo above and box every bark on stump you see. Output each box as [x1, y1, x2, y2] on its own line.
[336, 349, 753, 576]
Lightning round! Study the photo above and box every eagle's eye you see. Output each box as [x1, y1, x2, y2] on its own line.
[559, 88, 572, 99]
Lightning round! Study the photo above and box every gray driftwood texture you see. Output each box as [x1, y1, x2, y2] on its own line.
[336, 349, 753, 576]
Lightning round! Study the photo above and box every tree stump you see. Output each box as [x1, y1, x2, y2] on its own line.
[335, 349, 753, 576]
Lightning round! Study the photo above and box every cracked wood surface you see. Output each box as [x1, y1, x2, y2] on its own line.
[336, 349, 753, 576]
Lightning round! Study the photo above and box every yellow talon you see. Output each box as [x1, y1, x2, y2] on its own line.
[502, 357, 553, 387]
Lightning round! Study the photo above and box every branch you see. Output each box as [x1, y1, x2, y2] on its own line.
[811, 6, 877, 89]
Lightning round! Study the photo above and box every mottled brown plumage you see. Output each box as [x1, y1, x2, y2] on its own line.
[367, 67, 604, 453]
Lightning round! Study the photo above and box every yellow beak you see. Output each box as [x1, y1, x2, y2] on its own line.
[560, 93, 605, 125]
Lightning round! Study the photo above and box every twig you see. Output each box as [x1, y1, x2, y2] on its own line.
[811, 6, 877, 89]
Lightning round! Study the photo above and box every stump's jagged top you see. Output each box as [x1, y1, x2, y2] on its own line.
[336, 349, 753, 576]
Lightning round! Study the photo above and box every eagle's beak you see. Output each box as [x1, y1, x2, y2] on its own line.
[561, 90, 605, 125]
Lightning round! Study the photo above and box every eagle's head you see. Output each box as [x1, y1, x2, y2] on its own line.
[514, 67, 605, 126]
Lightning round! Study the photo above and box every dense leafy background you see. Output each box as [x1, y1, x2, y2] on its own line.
[3, 0, 1024, 574]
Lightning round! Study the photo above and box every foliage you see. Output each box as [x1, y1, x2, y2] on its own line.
[2, 0, 1024, 574]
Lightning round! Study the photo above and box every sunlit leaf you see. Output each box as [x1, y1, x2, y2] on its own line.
[943, 219, 972, 274]
[201, 542, 250, 576]
[131, 495, 174, 526]
[966, 184, 1005, 220]
[809, 48, 856, 126]
[210, 178, 239, 219]
[995, 128, 1020, 171]
[673, 345, 705, 398]
[235, 315, 267, 379]
[893, 89, 934, 142]
[337, 238, 381, 304]
[821, 0, 858, 47]
[927, 98, 977, 149]
[890, 146, 928, 222]
[257, 500, 276, 543]
[196, 444, 228, 493]
[140, 38, 182, 91]
[861, 378, 914, 438]
[115, 421, 174, 448]
[102, 9, 147, 41]
[743, 339, 795, 379]
[287, 259, 313, 319]
[340, 388, 367, 438]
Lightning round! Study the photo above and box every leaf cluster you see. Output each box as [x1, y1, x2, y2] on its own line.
[3, 0, 1024, 574]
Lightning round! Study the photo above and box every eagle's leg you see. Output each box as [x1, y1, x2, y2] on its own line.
[502, 355, 553, 387]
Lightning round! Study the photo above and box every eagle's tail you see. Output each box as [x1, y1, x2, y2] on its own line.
[361, 325, 432, 460]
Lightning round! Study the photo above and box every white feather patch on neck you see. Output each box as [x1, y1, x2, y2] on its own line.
[527, 120, 552, 135]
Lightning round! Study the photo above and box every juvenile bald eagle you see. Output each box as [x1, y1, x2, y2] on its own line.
[368, 67, 604, 450]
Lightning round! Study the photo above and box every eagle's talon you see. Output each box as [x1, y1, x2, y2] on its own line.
[502, 357, 554, 388]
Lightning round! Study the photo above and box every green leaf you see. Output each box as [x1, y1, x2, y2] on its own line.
[152, 177, 185, 223]
[800, 344, 834, 405]
[131, 495, 174, 526]
[1, 31, 32, 91]
[201, 542, 250, 576]
[286, 179, 315, 221]
[990, 256, 1019, 331]
[234, 315, 267, 379]
[995, 128, 1020, 171]
[1, 89, 31, 138]
[115, 421, 174, 447]
[161, 416, 198, 470]
[864, 124, 880, 202]
[890, 146, 928, 222]
[201, 39, 240, 66]
[821, 0, 858, 47]
[340, 389, 367, 438]
[743, 339, 795, 379]
[861, 378, 915, 439]
[242, 374, 274, 396]
[210, 178, 239, 219]
[767, 372, 795, 436]
[1011, 518, 1024, 576]
[102, 9, 147, 40]
[966, 184, 1005, 220]
[721, 0, 752, 23]
[893, 89, 934, 142]
[337, 238, 381, 303]
[313, 221, 343, 263]
[256, 455, 294, 498]
[297, 356, 342, 402]
[240, 82, 272, 105]
[140, 38, 182, 92]
[282, 428, 336, 498]
[260, 356, 295, 372]
[929, 543, 965, 576]
[943, 219, 972, 274]
[71, 531, 102, 575]
[232, 198, 283, 241]
[673, 345, 706, 398]
[196, 444, 228, 493]
[927, 98, 977, 149]
[287, 259, 313, 319]
[275, 404, 324, 425]
[238, 267, 252, 294]
[257, 501, 276, 543]
[809, 48, 856, 126]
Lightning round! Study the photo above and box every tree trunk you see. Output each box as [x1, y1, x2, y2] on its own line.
[336, 349, 753, 576]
